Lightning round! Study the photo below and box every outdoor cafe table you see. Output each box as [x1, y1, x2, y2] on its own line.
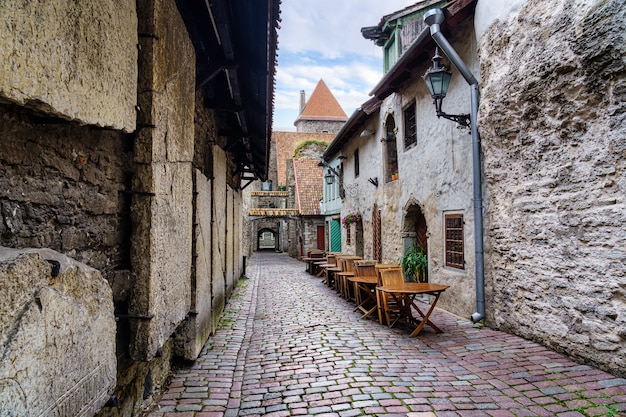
[376, 282, 449, 336]
[348, 275, 378, 320]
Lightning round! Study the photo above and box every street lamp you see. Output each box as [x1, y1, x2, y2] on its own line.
[423, 48, 471, 128]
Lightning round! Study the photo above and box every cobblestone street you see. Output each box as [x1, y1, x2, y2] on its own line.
[145, 252, 626, 417]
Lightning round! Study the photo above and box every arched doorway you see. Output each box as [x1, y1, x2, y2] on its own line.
[355, 217, 364, 258]
[402, 199, 428, 281]
[257, 228, 277, 251]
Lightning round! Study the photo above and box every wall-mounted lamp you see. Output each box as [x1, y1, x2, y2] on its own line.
[325, 169, 334, 185]
[422, 48, 471, 128]
[360, 129, 375, 137]
[324, 166, 340, 185]
[367, 177, 378, 187]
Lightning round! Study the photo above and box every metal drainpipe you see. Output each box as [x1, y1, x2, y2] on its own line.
[424, 9, 485, 323]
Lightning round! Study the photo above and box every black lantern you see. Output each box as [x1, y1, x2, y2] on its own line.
[325, 169, 335, 185]
[423, 48, 470, 128]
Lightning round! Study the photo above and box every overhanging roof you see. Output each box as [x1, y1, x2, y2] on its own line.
[176, 0, 280, 182]
[324, 0, 475, 161]
[370, 0, 476, 100]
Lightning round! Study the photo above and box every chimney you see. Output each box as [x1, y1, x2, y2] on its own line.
[299, 90, 306, 114]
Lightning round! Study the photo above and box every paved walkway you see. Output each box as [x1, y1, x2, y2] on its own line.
[144, 252, 626, 417]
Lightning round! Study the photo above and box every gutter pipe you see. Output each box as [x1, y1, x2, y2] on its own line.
[424, 9, 485, 323]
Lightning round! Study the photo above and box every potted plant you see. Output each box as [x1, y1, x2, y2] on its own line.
[391, 165, 399, 181]
[399, 243, 428, 282]
[341, 213, 361, 229]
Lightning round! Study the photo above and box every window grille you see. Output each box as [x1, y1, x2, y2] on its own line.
[445, 214, 464, 269]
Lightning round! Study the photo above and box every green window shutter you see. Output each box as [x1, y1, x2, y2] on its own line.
[330, 220, 342, 252]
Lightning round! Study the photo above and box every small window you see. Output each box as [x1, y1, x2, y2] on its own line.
[354, 149, 360, 178]
[404, 102, 416, 149]
[346, 225, 351, 245]
[445, 214, 465, 269]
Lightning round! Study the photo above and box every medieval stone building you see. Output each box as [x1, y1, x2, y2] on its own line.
[324, 0, 625, 377]
[246, 79, 348, 258]
[0, 0, 279, 415]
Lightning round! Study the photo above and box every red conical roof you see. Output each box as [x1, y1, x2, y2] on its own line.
[295, 79, 348, 122]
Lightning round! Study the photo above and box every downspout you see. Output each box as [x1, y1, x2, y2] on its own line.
[424, 9, 485, 323]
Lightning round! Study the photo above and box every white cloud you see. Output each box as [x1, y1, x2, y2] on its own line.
[273, 0, 418, 130]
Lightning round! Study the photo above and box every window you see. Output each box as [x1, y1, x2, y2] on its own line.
[346, 225, 351, 245]
[404, 102, 416, 149]
[384, 114, 398, 183]
[354, 149, 359, 178]
[384, 33, 399, 73]
[445, 214, 464, 269]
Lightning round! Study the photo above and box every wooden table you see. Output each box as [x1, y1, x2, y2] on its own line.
[377, 283, 449, 336]
[348, 275, 378, 319]
[302, 254, 324, 274]
[335, 271, 354, 300]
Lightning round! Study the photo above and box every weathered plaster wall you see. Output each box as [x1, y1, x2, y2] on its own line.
[0, 247, 115, 417]
[130, 0, 195, 361]
[0, 0, 137, 132]
[340, 20, 479, 319]
[478, 0, 626, 376]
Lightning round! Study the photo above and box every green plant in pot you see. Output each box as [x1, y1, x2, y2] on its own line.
[399, 243, 428, 282]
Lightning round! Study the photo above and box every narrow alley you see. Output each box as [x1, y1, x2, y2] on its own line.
[144, 252, 626, 417]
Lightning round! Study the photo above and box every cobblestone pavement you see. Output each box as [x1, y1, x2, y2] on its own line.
[145, 252, 626, 417]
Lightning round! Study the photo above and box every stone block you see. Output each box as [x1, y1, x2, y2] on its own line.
[0, 247, 116, 416]
[130, 162, 193, 361]
[0, 0, 137, 132]
[174, 170, 214, 360]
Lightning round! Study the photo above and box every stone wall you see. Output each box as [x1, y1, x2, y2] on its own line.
[478, 0, 626, 376]
[295, 119, 345, 134]
[0, 0, 137, 132]
[129, 0, 196, 362]
[0, 247, 116, 417]
[0, 104, 133, 279]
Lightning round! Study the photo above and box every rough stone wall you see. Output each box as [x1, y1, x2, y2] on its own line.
[300, 217, 324, 256]
[130, 0, 195, 361]
[295, 119, 345, 134]
[0, 0, 137, 132]
[0, 104, 133, 279]
[478, 0, 626, 376]
[0, 247, 116, 417]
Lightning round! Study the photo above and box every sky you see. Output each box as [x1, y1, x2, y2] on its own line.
[273, 0, 419, 131]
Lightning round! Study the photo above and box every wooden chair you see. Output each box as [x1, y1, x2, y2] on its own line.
[375, 263, 401, 324]
[303, 250, 324, 274]
[318, 254, 339, 285]
[335, 256, 361, 299]
[350, 261, 378, 318]
[378, 267, 406, 327]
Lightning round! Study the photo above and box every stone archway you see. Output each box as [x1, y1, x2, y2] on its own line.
[402, 198, 428, 252]
[257, 228, 277, 251]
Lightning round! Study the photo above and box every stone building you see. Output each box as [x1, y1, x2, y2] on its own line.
[246, 80, 347, 257]
[324, 0, 625, 377]
[324, 0, 479, 318]
[295, 79, 348, 133]
[0, 0, 280, 415]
